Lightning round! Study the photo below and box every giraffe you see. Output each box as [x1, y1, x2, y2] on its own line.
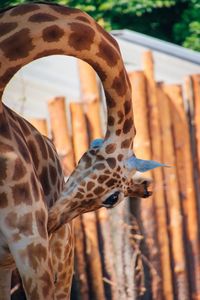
[0, 3, 167, 299]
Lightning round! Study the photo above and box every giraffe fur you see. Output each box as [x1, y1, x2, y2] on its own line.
[0, 3, 165, 299]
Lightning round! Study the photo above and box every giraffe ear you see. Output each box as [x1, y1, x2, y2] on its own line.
[90, 138, 104, 149]
[125, 156, 170, 172]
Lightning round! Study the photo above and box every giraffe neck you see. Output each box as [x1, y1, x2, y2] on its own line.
[0, 3, 134, 149]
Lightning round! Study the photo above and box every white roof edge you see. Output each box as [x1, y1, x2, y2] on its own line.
[111, 29, 200, 65]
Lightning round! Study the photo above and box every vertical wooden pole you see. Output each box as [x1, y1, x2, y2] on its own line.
[143, 51, 166, 300]
[48, 97, 75, 176]
[129, 71, 173, 300]
[164, 84, 200, 300]
[70, 102, 106, 300]
[78, 60, 119, 300]
[157, 84, 189, 300]
[192, 74, 200, 180]
[78, 59, 102, 140]
[29, 118, 48, 136]
[48, 98, 89, 300]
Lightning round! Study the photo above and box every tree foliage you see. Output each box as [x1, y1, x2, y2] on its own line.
[0, 0, 199, 51]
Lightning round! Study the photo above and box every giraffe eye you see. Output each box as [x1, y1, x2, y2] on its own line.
[103, 191, 120, 208]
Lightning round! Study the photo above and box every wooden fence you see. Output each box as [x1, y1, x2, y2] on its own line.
[25, 50, 200, 300]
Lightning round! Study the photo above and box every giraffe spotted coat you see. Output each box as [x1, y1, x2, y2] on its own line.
[0, 3, 157, 299]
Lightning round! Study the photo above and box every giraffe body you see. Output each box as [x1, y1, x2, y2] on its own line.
[0, 3, 160, 299]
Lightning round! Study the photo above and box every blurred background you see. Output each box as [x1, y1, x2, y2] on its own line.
[2, 1, 200, 300]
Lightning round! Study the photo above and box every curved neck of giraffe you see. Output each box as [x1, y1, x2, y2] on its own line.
[0, 3, 135, 150]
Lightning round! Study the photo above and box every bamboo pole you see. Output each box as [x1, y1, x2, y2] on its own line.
[70, 102, 106, 300]
[143, 51, 167, 300]
[48, 97, 75, 176]
[157, 84, 189, 300]
[28, 118, 48, 136]
[78, 59, 119, 299]
[129, 71, 173, 300]
[48, 98, 89, 300]
[164, 84, 200, 300]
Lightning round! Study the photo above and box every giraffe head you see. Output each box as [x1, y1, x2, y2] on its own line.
[48, 134, 168, 233]
[65, 138, 167, 210]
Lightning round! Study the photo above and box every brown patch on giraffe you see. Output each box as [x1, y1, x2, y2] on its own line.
[123, 118, 133, 134]
[35, 135, 48, 160]
[124, 100, 132, 115]
[78, 187, 85, 193]
[96, 22, 120, 50]
[39, 167, 51, 196]
[26, 243, 47, 270]
[12, 182, 32, 205]
[91, 173, 97, 180]
[0, 28, 34, 61]
[35, 209, 47, 239]
[97, 39, 119, 67]
[106, 157, 116, 169]
[74, 192, 84, 199]
[0, 65, 21, 89]
[50, 5, 78, 15]
[116, 129, 121, 136]
[0, 192, 8, 208]
[40, 270, 53, 297]
[83, 155, 92, 168]
[69, 201, 79, 211]
[14, 134, 31, 163]
[93, 186, 105, 195]
[0, 22, 17, 36]
[19, 119, 31, 136]
[112, 70, 126, 96]
[105, 92, 116, 108]
[5, 212, 33, 236]
[106, 178, 118, 187]
[87, 181, 95, 191]
[107, 116, 115, 126]
[105, 143, 117, 154]
[94, 163, 105, 170]
[117, 154, 123, 161]
[10, 4, 40, 16]
[49, 165, 57, 185]
[0, 157, 7, 184]
[27, 140, 39, 169]
[0, 117, 11, 138]
[12, 157, 26, 180]
[97, 175, 109, 184]
[85, 59, 107, 82]
[96, 154, 104, 161]
[87, 192, 93, 198]
[68, 23, 95, 51]
[0, 142, 13, 153]
[30, 173, 40, 200]
[76, 16, 91, 23]
[34, 49, 65, 60]
[117, 111, 124, 124]
[42, 25, 64, 42]
[121, 138, 132, 149]
[29, 13, 58, 23]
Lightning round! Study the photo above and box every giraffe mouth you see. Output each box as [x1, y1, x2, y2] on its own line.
[141, 180, 153, 198]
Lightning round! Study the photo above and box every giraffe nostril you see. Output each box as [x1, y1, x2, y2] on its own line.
[103, 191, 120, 208]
